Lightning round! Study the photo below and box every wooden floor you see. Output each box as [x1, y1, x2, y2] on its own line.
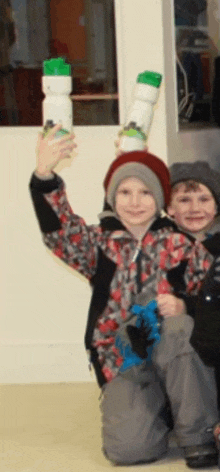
[0, 382, 219, 471]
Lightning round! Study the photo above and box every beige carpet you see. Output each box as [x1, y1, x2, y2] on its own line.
[0, 382, 218, 471]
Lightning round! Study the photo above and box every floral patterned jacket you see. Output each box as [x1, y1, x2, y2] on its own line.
[30, 173, 212, 386]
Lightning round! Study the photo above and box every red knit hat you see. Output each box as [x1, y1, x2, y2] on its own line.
[104, 150, 171, 210]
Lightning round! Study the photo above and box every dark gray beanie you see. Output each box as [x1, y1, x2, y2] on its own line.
[169, 161, 220, 212]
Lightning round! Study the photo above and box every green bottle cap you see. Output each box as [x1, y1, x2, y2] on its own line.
[137, 71, 162, 88]
[120, 128, 147, 141]
[43, 58, 71, 76]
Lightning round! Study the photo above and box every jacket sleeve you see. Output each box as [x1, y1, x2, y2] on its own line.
[160, 233, 213, 297]
[29, 172, 99, 280]
[175, 237, 213, 317]
[184, 238, 213, 294]
[167, 237, 217, 319]
[190, 255, 220, 366]
[177, 293, 197, 318]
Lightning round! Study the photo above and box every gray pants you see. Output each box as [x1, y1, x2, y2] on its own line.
[100, 315, 218, 465]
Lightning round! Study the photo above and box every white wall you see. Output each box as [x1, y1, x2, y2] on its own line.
[0, 126, 119, 384]
[114, 0, 168, 162]
[1, 0, 220, 384]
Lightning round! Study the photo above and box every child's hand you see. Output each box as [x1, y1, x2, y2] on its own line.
[35, 124, 77, 177]
[157, 294, 186, 317]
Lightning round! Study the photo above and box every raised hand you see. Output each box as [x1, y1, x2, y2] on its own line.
[35, 124, 77, 178]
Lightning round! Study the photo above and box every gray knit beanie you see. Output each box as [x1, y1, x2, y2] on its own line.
[106, 163, 164, 212]
[169, 161, 220, 212]
[104, 150, 171, 212]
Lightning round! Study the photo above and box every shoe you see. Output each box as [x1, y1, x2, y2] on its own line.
[184, 443, 218, 469]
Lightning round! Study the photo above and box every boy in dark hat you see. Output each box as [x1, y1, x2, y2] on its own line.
[165, 160, 220, 365]
[165, 160, 220, 465]
[29, 127, 218, 468]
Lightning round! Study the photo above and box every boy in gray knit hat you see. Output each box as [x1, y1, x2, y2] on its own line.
[30, 130, 219, 469]
[160, 160, 220, 466]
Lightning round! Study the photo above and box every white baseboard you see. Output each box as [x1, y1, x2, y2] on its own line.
[0, 341, 96, 384]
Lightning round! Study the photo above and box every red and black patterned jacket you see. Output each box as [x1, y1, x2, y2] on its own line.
[30, 172, 212, 387]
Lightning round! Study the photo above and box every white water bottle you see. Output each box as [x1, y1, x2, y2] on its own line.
[42, 57, 73, 133]
[119, 71, 162, 152]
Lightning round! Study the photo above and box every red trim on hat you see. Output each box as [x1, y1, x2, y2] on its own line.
[104, 150, 171, 206]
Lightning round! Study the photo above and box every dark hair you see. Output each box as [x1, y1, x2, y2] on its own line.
[171, 180, 202, 194]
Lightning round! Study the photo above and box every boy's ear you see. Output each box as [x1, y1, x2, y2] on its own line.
[167, 205, 175, 217]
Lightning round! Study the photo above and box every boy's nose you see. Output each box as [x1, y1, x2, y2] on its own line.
[131, 193, 140, 205]
[190, 199, 201, 211]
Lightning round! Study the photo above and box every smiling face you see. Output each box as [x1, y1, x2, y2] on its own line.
[115, 177, 157, 238]
[168, 181, 217, 238]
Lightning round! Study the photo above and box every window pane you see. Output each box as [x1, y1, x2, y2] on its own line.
[174, 0, 220, 130]
[0, 0, 119, 126]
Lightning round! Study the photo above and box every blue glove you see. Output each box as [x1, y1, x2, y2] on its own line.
[115, 299, 161, 374]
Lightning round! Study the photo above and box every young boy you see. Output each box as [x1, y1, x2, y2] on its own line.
[165, 161, 220, 458]
[164, 161, 220, 361]
[30, 127, 218, 468]
[159, 160, 220, 319]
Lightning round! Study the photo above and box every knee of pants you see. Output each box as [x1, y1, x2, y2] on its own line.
[102, 418, 146, 464]
[102, 417, 169, 465]
[103, 441, 146, 465]
[100, 375, 169, 464]
[103, 434, 168, 465]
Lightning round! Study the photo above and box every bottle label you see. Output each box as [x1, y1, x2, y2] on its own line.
[43, 120, 69, 139]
